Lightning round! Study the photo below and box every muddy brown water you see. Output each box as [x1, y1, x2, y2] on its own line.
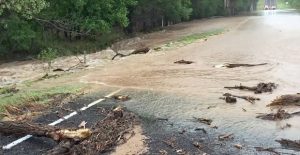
[81, 10, 300, 154]
[1, 10, 300, 154]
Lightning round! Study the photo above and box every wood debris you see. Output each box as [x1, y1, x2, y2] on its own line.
[174, 60, 194, 64]
[254, 147, 280, 155]
[193, 117, 213, 125]
[225, 82, 277, 94]
[159, 149, 168, 155]
[220, 96, 237, 103]
[192, 141, 203, 149]
[112, 95, 131, 101]
[78, 121, 87, 128]
[223, 63, 267, 68]
[0, 121, 92, 141]
[218, 133, 234, 141]
[234, 144, 243, 149]
[281, 123, 292, 130]
[112, 47, 150, 60]
[256, 109, 300, 121]
[222, 93, 260, 104]
[276, 139, 300, 151]
[0, 107, 137, 155]
[194, 128, 207, 134]
[268, 94, 300, 106]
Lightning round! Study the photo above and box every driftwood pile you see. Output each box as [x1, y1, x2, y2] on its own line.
[0, 107, 136, 155]
[256, 109, 300, 121]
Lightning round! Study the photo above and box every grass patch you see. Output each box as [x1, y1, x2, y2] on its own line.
[155, 29, 226, 51]
[0, 84, 84, 112]
[178, 29, 225, 44]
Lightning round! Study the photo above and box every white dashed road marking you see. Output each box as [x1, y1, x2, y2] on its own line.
[2, 88, 123, 150]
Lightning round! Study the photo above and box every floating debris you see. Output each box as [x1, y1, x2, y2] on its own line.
[234, 144, 243, 149]
[276, 139, 300, 151]
[268, 94, 300, 106]
[220, 96, 237, 104]
[225, 82, 277, 94]
[281, 123, 292, 130]
[254, 147, 280, 155]
[218, 133, 234, 141]
[222, 93, 260, 104]
[195, 128, 207, 134]
[112, 95, 131, 101]
[193, 117, 213, 125]
[193, 141, 203, 149]
[174, 60, 194, 64]
[207, 105, 217, 109]
[78, 121, 87, 129]
[256, 109, 300, 121]
[215, 63, 267, 68]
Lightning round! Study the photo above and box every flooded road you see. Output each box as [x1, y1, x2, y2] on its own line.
[83, 10, 300, 154]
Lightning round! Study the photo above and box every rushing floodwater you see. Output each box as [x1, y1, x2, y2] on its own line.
[82, 10, 300, 154]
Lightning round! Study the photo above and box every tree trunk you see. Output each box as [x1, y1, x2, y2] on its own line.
[0, 121, 91, 141]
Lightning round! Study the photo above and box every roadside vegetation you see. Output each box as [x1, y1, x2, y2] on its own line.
[0, 0, 257, 61]
[0, 84, 86, 118]
[159, 29, 225, 50]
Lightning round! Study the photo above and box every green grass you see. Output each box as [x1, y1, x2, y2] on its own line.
[0, 84, 84, 112]
[178, 29, 225, 44]
[157, 29, 226, 51]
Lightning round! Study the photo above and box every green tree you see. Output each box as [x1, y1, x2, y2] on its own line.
[0, 0, 47, 18]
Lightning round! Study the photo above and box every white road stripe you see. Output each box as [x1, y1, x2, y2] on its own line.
[2, 88, 123, 150]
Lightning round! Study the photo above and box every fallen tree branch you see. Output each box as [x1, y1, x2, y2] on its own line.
[256, 109, 300, 121]
[254, 147, 280, 155]
[268, 94, 300, 106]
[225, 82, 277, 94]
[223, 93, 260, 104]
[223, 63, 268, 68]
[45, 107, 136, 155]
[0, 121, 91, 141]
[276, 139, 300, 151]
[112, 47, 150, 60]
[193, 117, 212, 125]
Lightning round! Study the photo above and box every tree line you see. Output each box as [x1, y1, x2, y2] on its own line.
[0, 0, 257, 59]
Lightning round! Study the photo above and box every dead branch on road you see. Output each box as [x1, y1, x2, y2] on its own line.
[0, 121, 92, 141]
[46, 107, 136, 155]
[225, 82, 277, 94]
[0, 107, 136, 155]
